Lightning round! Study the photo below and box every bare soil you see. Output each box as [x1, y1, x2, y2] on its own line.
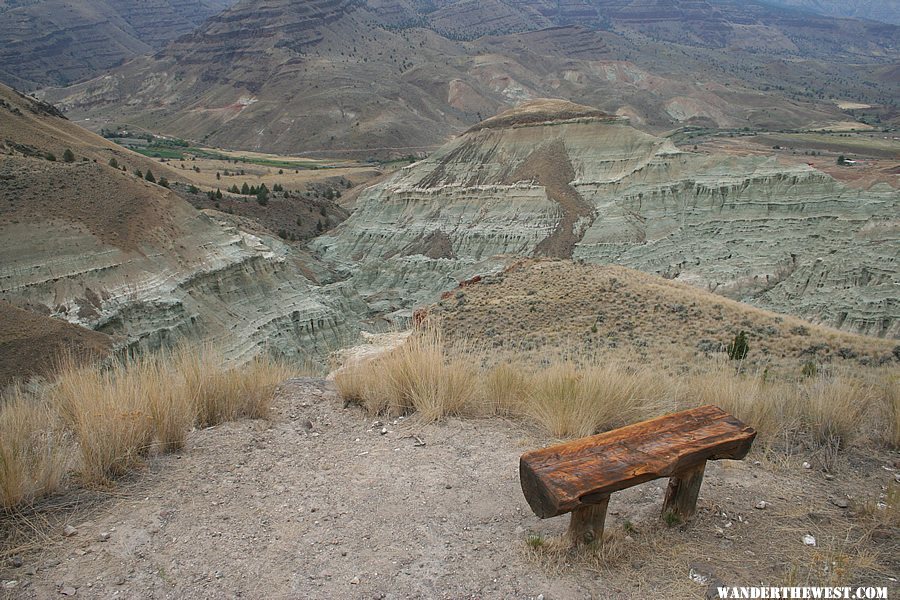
[2, 378, 897, 599]
[0, 301, 113, 386]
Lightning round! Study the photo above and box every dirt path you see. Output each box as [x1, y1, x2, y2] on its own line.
[2, 379, 897, 599]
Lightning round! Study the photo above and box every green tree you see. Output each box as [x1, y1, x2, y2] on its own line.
[134, 169, 143, 178]
[216, 188, 222, 199]
[256, 185, 269, 205]
[727, 331, 749, 361]
[158, 177, 170, 188]
[241, 182, 250, 195]
[62, 148, 75, 163]
[108, 157, 119, 169]
[145, 170, 156, 183]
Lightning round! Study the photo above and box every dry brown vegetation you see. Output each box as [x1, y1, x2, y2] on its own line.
[336, 326, 898, 453]
[0, 347, 296, 509]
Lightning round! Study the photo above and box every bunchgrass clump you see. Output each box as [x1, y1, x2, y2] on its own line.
[0, 387, 68, 508]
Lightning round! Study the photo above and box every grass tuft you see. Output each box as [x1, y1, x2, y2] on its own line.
[0, 387, 68, 509]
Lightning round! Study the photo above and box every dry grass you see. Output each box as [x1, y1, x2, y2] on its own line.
[879, 372, 900, 448]
[0, 387, 68, 509]
[179, 345, 293, 427]
[144, 354, 195, 452]
[53, 357, 156, 485]
[802, 377, 871, 448]
[335, 327, 476, 422]
[525, 361, 675, 438]
[483, 363, 529, 417]
[335, 327, 892, 455]
[0, 345, 296, 506]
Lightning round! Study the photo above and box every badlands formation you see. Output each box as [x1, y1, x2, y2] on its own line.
[0, 84, 363, 362]
[313, 100, 899, 338]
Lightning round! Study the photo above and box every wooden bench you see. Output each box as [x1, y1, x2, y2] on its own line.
[519, 405, 756, 545]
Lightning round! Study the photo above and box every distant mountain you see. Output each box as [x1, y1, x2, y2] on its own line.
[759, 0, 900, 25]
[39, 0, 900, 155]
[0, 0, 236, 89]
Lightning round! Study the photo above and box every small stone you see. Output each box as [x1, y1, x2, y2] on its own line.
[2, 581, 19, 590]
[802, 462, 811, 470]
[537, 595, 545, 600]
[98, 532, 110, 542]
[214, 571, 223, 579]
[350, 576, 360, 585]
[754, 501, 769, 510]
[445, 484, 452, 489]
[824, 473, 834, 481]
[380, 427, 388, 435]
[63, 525, 78, 538]
[830, 497, 848, 509]
[689, 566, 713, 586]
[10, 556, 23, 568]
[802, 534, 816, 546]
[60, 585, 77, 596]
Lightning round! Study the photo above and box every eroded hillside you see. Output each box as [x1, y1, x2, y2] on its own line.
[0, 0, 235, 90]
[0, 84, 363, 365]
[37, 0, 899, 155]
[312, 100, 899, 337]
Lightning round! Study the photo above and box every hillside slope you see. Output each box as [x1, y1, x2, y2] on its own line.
[0, 83, 363, 367]
[0, 301, 114, 385]
[429, 260, 897, 371]
[38, 0, 899, 155]
[759, 0, 900, 25]
[0, 0, 235, 90]
[312, 100, 899, 337]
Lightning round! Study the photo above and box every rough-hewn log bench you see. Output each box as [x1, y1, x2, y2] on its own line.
[519, 405, 756, 545]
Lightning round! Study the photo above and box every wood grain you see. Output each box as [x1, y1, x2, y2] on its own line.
[519, 405, 756, 518]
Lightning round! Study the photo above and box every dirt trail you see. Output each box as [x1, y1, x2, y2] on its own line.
[2, 379, 897, 599]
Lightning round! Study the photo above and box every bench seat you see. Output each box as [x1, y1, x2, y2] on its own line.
[519, 405, 756, 543]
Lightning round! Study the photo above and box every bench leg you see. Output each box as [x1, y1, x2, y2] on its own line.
[662, 461, 706, 523]
[568, 496, 609, 546]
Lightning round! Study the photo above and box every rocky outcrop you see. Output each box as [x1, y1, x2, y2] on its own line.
[312, 100, 899, 337]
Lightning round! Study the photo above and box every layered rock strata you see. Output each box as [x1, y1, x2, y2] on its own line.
[312, 100, 899, 337]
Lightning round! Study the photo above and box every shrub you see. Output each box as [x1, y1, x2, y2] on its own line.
[727, 331, 749, 361]
[108, 157, 119, 169]
[62, 148, 75, 162]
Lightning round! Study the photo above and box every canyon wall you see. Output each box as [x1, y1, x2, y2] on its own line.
[313, 100, 899, 336]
